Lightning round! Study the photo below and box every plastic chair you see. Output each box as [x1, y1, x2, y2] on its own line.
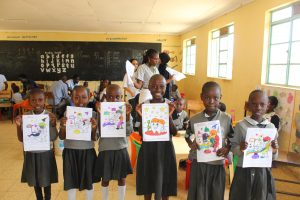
[129, 132, 142, 168]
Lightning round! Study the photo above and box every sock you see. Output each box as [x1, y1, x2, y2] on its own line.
[86, 189, 93, 200]
[34, 186, 43, 200]
[118, 185, 126, 200]
[102, 186, 109, 200]
[67, 189, 76, 200]
[44, 185, 51, 200]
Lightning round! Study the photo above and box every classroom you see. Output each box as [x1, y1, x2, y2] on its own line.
[0, 0, 299, 199]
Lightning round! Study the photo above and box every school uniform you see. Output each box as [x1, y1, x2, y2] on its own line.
[136, 99, 177, 198]
[264, 112, 280, 130]
[62, 111, 97, 191]
[94, 118, 133, 182]
[229, 117, 277, 200]
[0, 74, 7, 91]
[185, 109, 233, 200]
[21, 110, 58, 187]
[172, 110, 189, 130]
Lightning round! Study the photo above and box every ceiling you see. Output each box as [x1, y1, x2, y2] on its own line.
[0, 0, 253, 35]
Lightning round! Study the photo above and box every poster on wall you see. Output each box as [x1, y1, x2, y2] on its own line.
[262, 86, 295, 134]
[292, 112, 300, 153]
[243, 128, 276, 168]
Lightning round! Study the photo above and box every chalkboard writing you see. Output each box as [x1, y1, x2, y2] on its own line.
[0, 41, 161, 81]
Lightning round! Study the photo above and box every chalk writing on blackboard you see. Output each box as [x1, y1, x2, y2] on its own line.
[40, 52, 75, 74]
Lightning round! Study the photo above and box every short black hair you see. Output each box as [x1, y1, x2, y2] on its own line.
[201, 81, 221, 94]
[72, 85, 88, 96]
[149, 74, 166, 85]
[218, 102, 226, 112]
[12, 85, 20, 93]
[142, 49, 158, 64]
[268, 96, 279, 108]
[72, 74, 79, 79]
[18, 74, 27, 79]
[29, 88, 44, 99]
[248, 89, 267, 102]
[130, 58, 138, 63]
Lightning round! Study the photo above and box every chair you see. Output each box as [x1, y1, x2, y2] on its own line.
[0, 90, 13, 122]
[44, 92, 55, 113]
[186, 99, 204, 117]
[129, 132, 142, 169]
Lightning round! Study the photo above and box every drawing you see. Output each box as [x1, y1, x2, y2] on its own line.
[22, 115, 50, 151]
[101, 102, 126, 138]
[66, 106, 92, 141]
[142, 103, 170, 141]
[194, 120, 223, 162]
[243, 128, 276, 168]
[263, 86, 295, 134]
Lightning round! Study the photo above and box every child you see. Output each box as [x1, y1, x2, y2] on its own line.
[11, 84, 23, 104]
[15, 88, 58, 200]
[59, 86, 98, 200]
[97, 79, 111, 102]
[170, 84, 181, 101]
[94, 84, 133, 200]
[229, 90, 278, 200]
[185, 81, 233, 200]
[264, 96, 280, 130]
[172, 98, 189, 131]
[136, 74, 177, 200]
[83, 81, 91, 99]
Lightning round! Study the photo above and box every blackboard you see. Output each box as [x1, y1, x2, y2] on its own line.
[0, 41, 161, 81]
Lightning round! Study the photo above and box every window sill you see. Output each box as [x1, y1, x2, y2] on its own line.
[262, 83, 300, 91]
[207, 76, 232, 80]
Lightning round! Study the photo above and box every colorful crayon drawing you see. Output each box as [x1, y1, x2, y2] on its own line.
[142, 103, 170, 142]
[66, 106, 92, 141]
[22, 115, 50, 151]
[194, 120, 223, 162]
[243, 128, 276, 168]
[101, 102, 126, 138]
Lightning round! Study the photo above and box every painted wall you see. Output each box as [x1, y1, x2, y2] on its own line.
[179, 0, 300, 153]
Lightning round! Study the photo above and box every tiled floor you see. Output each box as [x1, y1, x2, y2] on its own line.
[1, 119, 299, 199]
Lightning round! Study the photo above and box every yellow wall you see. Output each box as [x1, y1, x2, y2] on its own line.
[179, 0, 300, 153]
[0, 32, 182, 93]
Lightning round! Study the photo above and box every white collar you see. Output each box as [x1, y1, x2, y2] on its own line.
[244, 116, 270, 126]
[32, 110, 46, 115]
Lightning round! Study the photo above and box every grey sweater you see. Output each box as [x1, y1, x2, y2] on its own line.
[185, 110, 233, 165]
[230, 117, 278, 167]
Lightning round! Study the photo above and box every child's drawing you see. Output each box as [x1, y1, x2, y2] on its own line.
[101, 102, 126, 138]
[66, 106, 92, 141]
[142, 103, 170, 141]
[243, 128, 276, 168]
[23, 115, 50, 151]
[194, 120, 223, 162]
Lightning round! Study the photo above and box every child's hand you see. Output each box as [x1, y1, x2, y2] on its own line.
[168, 102, 175, 116]
[183, 121, 189, 130]
[60, 117, 67, 129]
[90, 118, 97, 130]
[188, 140, 198, 151]
[136, 104, 142, 117]
[271, 140, 279, 153]
[217, 147, 230, 157]
[15, 115, 22, 127]
[240, 141, 248, 152]
[49, 113, 57, 127]
[125, 103, 132, 115]
[95, 101, 101, 113]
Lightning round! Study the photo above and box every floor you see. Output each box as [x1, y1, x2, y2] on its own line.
[0, 118, 299, 200]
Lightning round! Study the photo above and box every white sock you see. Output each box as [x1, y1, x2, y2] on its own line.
[102, 186, 109, 200]
[67, 189, 76, 200]
[118, 185, 126, 200]
[86, 189, 93, 200]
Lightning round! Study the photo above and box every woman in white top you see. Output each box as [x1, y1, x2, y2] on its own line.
[123, 58, 139, 101]
[135, 49, 160, 103]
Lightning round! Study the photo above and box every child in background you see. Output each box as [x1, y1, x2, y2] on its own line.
[185, 81, 233, 200]
[218, 102, 226, 112]
[59, 86, 98, 200]
[11, 84, 23, 104]
[136, 74, 177, 200]
[97, 79, 111, 102]
[170, 84, 181, 101]
[229, 90, 278, 200]
[94, 84, 133, 200]
[83, 81, 91, 99]
[264, 96, 280, 130]
[15, 88, 58, 200]
[172, 98, 189, 131]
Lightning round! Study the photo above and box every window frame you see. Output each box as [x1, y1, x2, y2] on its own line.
[182, 37, 196, 75]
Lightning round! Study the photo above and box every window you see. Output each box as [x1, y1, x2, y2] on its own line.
[267, 2, 300, 87]
[182, 38, 196, 75]
[208, 24, 234, 79]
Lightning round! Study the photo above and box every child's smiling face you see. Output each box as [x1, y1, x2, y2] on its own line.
[148, 75, 166, 100]
[72, 87, 89, 107]
[201, 86, 221, 114]
[105, 85, 122, 102]
[30, 92, 45, 114]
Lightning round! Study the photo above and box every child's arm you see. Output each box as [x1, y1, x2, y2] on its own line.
[59, 117, 67, 140]
[91, 117, 97, 141]
[124, 87, 135, 97]
[15, 115, 23, 142]
[49, 112, 58, 141]
[230, 123, 246, 156]
[271, 133, 279, 160]
[185, 121, 198, 150]
[217, 119, 234, 157]
[168, 103, 177, 136]
[126, 103, 133, 136]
